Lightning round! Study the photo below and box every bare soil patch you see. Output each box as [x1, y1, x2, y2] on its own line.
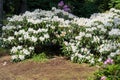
[0, 56, 97, 80]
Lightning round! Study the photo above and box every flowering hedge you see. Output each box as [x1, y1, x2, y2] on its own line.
[1, 7, 76, 61]
[62, 8, 120, 64]
[1, 8, 120, 64]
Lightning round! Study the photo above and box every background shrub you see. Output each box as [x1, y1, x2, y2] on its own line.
[3, 0, 120, 18]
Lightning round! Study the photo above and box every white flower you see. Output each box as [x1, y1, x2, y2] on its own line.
[116, 50, 120, 55]
[64, 41, 68, 46]
[17, 46, 23, 50]
[11, 55, 18, 60]
[101, 28, 107, 32]
[3, 38, 7, 41]
[19, 29, 25, 34]
[75, 32, 85, 40]
[31, 36, 37, 42]
[11, 46, 18, 53]
[114, 18, 120, 25]
[14, 31, 19, 35]
[51, 26, 55, 29]
[24, 33, 30, 40]
[98, 58, 102, 62]
[110, 8, 116, 12]
[77, 54, 84, 58]
[75, 36, 82, 40]
[110, 52, 116, 57]
[23, 49, 30, 55]
[8, 15, 23, 21]
[71, 45, 77, 53]
[28, 28, 34, 32]
[29, 47, 34, 50]
[39, 37, 45, 41]
[19, 55, 25, 60]
[60, 32, 66, 37]
[89, 58, 95, 64]
[8, 36, 14, 41]
[42, 29, 48, 32]
[109, 29, 120, 36]
[85, 33, 92, 37]
[81, 48, 88, 53]
[37, 29, 43, 33]
[86, 56, 91, 60]
[70, 54, 74, 61]
[52, 7, 56, 11]
[2, 26, 6, 30]
[93, 36, 100, 43]
[18, 25, 22, 28]
[18, 37, 22, 41]
[44, 34, 50, 39]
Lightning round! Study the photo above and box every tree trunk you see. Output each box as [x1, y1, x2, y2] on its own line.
[0, 0, 3, 27]
[21, 0, 27, 13]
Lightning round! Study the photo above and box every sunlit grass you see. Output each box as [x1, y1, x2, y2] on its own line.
[32, 52, 48, 62]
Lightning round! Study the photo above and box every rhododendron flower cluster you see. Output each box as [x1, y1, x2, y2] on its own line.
[104, 58, 113, 65]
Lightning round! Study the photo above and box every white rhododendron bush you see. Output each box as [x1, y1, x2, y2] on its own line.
[1, 7, 120, 64]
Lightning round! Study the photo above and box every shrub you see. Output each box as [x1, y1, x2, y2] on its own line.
[1, 8, 120, 65]
[62, 8, 120, 64]
[1, 7, 76, 61]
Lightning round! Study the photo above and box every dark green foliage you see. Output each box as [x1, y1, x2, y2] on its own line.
[3, 0, 120, 18]
[27, 0, 99, 17]
[27, 0, 58, 11]
[94, 0, 110, 12]
[3, 0, 21, 15]
[109, 0, 120, 9]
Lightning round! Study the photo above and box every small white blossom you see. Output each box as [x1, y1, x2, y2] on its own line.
[44, 34, 50, 39]
[11, 55, 18, 60]
[109, 29, 120, 36]
[11, 46, 18, 53]
[8, 36, 14, 41]
[19, 55, 25, 60]
[29, 47, 34, 50]
[39, 37, 45, 41]
[23, 49, 30, 55]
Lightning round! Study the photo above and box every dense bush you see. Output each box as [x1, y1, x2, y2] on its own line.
[62, 8, 120, 64]
[1, 7, 76, 61]
[1, 8, 120, 64]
